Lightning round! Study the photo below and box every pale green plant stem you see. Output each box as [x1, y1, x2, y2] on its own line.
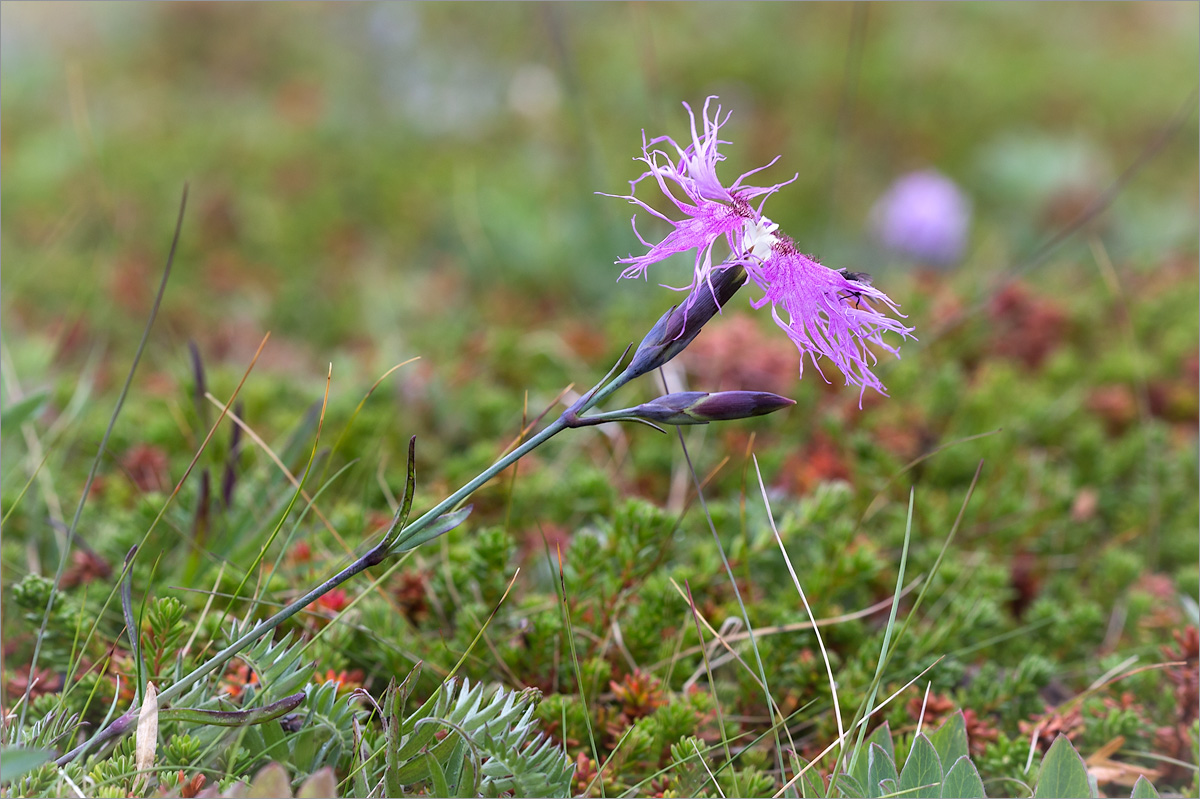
[54, 363, 638, 767]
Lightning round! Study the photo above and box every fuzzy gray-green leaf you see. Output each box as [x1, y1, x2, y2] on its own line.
[834, 772, 866, 799]
[0, 747, 54, 784]
[941, 755, 986, 799]
[927, 711, 969, 769]
[392, 505, 474, 553]
[1129, 774, 1160, 798]
[898, 734, 943, 798]
[851, 723, 895, 790]
[1034, 735, 1093, 799]
[867, 742, 899, 798]
[796, 758, 827, 799]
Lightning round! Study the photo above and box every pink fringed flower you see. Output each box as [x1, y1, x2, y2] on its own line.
[750, 237, 913, 403]
[609, 97, 792, 294]
[612, 97, 915, 404]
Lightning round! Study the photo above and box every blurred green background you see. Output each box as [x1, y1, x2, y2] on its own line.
[3, 2, 1195, 389]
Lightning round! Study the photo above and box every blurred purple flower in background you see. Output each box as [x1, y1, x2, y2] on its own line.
[610, 98, 915, 404]
[870, 170, 972, 267]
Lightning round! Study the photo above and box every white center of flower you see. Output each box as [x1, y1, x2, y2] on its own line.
[742, 216, 780, 261]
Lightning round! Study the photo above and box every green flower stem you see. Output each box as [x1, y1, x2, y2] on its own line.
[56, 364, 637, 767]
[390, 363, 636, 551]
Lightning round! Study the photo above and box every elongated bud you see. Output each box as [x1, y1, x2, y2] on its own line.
[632, 390, 795, 425]
[627, 265, 747, 379]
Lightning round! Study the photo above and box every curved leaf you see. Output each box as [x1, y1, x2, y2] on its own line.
[0, 747, 54, 784]
[835, 772, 866, 799]
[160, 691, 305, 727]
[867, 742, 899, 798]
[898, 734, 943, 799]
[852, 722, 896, 789]
[928, 711, 969, 768]
[941, 755, 987, 799]
[392, 505, 474, 553]
[1, 390, 49, 430]
[1034, 735, 1093, 799]
[1130, 774, 1160, 798]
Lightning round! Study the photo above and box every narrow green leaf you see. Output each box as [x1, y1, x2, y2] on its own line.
[852, 723, 896, 789]
[455, 751, 479, 799]
[1033, 735, 1093, 799]
[879, 778, 897, 795]
[261, 719, 286, 754]
[1129, 774, 1160, 798]
[796, 759, 827, 799]
[898, 734, 943, 798]
[0, 747, 54, 783]
[428, 749, 452, 798]
[379, 437, 418, 552]
[927, 711, 969, 768]
[393, 751, 433, 784]
[1, 391, 48, 430]
[160, 691, 305, 726]
[835, 772, 867, 799]
[441, 736, 468, 796]
[941, 755, 987, 799]
[868, 742, 899, 798]
[392, 505, 474, 553]
[292, 728, 316, 775]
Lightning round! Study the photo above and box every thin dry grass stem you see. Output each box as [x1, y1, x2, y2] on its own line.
[322, 357, 421, 478]
[222, 361, 332, 629]
[443, 568, 522, 683]
[753, 454, 846, 764]
[609, 619, 640, 673]
[205, 402, 411, 628]
[502, 390, 532, 533]
[738, 432, 757, 535]
[505, 383, 576, 454]
[476, 610, 525, 689]
[180, 564, 226, 661]
[0, 446, 51, 539]
[376, 455, 399, 509]
[202, 391, 350, 554]
[915, 683, 932, 739]
[649, 579, 920, 672]
[0, 348, 67, 539]
[684, 579, 742, 799]
[666, 577, 766, 694]
[693, 737, 728, 798]
[772, 656, 946, 799]
[295, 551, 442, 677]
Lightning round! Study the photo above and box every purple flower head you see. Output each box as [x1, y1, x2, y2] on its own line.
[870, 170, 972, 267]
[749, 236, 914, 405]
[608, 97, 793, 293]
[611, 98, 916, 403]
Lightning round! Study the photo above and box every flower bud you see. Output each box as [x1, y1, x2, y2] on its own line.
[626, 265, 747, 379]
[632, 390, 795, 426]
